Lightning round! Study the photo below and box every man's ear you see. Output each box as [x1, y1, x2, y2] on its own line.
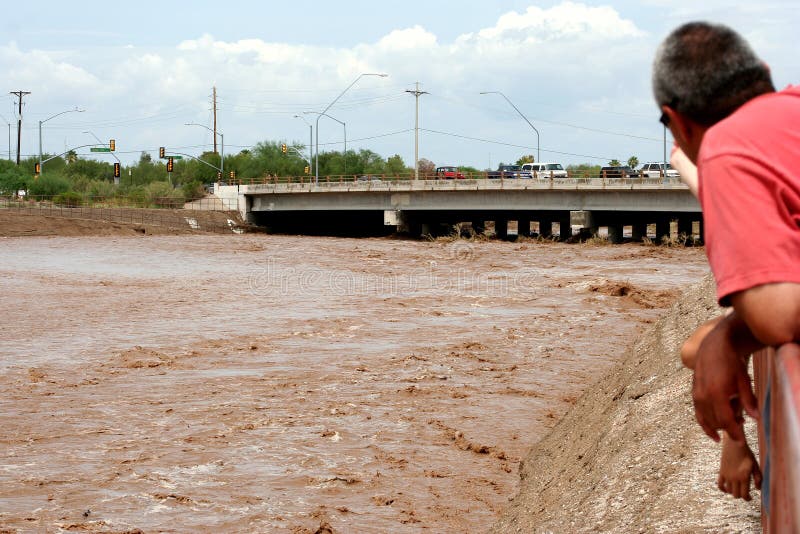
[663, 106, 704, 163]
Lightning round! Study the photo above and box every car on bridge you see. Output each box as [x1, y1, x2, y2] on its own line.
[522, 162, 568, 179]
[487, 164, 525, 179]
[599, 165, 638, 179]
[640, 162, 680, 178]
[435, 166, 465, 179]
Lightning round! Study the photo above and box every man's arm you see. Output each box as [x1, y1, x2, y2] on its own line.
[730, 282, 800, 346]
[693, 282, 800, 441]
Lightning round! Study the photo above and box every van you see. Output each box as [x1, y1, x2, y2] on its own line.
[640, 162, 679, 178]
[521, 162, 568, 179]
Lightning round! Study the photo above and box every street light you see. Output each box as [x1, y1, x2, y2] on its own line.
[315, 72, 387, 183]
[185, 123, 224, 181]
[293, 115, 313, 174]
[39, 107, 84, 174]
[480, 91, 540, 163]
[305, 111, 346, 177]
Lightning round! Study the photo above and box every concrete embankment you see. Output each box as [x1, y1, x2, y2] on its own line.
[492, 275, 761, 533]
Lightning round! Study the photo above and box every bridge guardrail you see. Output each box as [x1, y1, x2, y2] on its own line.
[240, 176, 688, 193]
[234, 169, 684, 185]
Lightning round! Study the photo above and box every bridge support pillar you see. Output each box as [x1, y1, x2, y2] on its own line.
[244, 196, 255, 224]
[538, 219, 553, 238]
[517, 218, 530, 237]
[557, 216, 572, 241]
[471, 220, 486, 236]
[677, 217, 693, 240]
[631, 223, 647, 242]
[495, 219, 509, 240]
[655, 219, 671, 242]
[608, 225, 624, 244]
[570, 210, 595, 240]
[421, 223, 433, 238]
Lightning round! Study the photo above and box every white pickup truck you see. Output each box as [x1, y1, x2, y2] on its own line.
[640, 162, 679, 178]
[521, 162, 568, 179]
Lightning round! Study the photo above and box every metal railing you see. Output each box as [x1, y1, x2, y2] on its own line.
[221, 169, 684, 187]
[753, 345, 800, 532]
[231, 175, 686, 194]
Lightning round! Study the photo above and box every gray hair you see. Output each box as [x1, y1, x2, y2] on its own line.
[652, 22, 774, 125]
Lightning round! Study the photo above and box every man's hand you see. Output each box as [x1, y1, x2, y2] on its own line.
[718, 433, 762, 501]
[692, 314, 760, 442]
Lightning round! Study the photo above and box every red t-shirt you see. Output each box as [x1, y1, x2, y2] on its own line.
[698, 85, 800, 305]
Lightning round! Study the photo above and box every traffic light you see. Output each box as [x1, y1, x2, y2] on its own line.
[34, 162, 41, 175]
[109, 139, 116, 151]
[166, 157, 174, 173]
[281, 143, 287, 154]
[217, 172, 222, 180]
[229, 170, 236, 179]
[304, 165, 309, 174]
[114, 162, 120, 178]
[159, 147, 165, 159]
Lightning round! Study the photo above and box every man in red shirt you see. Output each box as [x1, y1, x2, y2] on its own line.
[653, 22, 800, 458]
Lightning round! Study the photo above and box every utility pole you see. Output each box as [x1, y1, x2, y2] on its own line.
[212, 86, 218, 154]
[405, 82, 428, 180]
[10, 90, 31, 165]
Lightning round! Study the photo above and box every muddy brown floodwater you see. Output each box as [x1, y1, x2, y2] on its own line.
[0, 234, 709, 533]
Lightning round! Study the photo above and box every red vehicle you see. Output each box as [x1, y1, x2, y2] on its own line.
[435, 165, 465, 179]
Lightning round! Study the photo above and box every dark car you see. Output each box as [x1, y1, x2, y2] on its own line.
[599, 166, 638, 179]
[487, 164, 525, 179]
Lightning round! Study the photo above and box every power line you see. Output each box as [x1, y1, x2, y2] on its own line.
[421, 128, 615, 162]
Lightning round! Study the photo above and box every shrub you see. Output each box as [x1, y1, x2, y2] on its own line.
[88, 179, 117, 201]
[144, 181, 184, 208]
[182, 180, 206, 201]
[53, 191, 83, 207]
[28, 174, 71, 197]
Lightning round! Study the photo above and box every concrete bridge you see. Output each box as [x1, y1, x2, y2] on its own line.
[217, 177, 702, 242]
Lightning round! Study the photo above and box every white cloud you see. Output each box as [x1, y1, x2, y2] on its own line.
[377, 26, 438, 51]
[470, 2, 645, 43]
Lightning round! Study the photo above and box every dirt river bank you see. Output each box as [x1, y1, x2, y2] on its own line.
[0, 215, 749, 532]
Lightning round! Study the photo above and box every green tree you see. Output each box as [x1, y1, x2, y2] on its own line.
[0, 160, 28, 195]
[385, 154, 408, 176]
[608, 159, 622, 166]
[63, 158, 113, 181]
[567, 163, 601, 177]
[627, 156, 639, 169]
[516, 154, 536, 165]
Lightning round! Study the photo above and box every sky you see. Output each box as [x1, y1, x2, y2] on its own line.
[2, 1, 798, 171]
